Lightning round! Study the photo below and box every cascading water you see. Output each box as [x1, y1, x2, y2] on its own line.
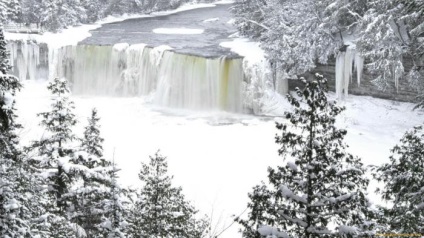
[335, 46, 364, 99]
[53, 43, 244, 112]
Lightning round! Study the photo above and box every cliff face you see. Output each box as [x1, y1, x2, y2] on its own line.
[290, 57, 422, 103]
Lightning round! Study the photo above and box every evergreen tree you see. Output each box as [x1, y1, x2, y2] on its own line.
[0, 27, 49, 238]
[231, 0, 267, 39]
[0, 26, 32, 238]
[372, 125, 424, 235]
[72, 108, 118, 238]
[27, 77, 86, 237]
[0, 28, 20, 132]
[98, 160, 131, 238]
[128, 151, 209, 238]
[31, 77, 77, 212]
[237, 74, 375, 237]
[233, 0, 423, 96]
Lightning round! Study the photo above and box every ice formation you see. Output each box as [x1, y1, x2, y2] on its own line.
[335, 46, 364, 99]
[6, 41, 43, 81]
[53, 44, 244, 112]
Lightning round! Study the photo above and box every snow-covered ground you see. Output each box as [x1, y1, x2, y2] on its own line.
[15, 80, 424, 238]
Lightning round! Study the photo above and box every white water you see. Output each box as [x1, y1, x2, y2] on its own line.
[335, 46, 364, 99]
[53, 44, 244, 112]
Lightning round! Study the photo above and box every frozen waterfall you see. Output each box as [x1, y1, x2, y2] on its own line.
[335, 46, 364, 99]
[53, 44, 244, 112]
[6, 41, 48, 81]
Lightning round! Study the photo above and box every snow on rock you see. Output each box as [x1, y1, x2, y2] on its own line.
[152, 28, 204, 35]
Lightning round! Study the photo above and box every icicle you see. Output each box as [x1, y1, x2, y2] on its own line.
[354, 52, 364, 86]
[6, 41, 42, 80]
[335, 46, 363, 99]
[335, 51, 345, 99]
[343, 47, 355, 98]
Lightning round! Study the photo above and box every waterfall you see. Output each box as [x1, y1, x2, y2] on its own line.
[53, 44, 244, 112]
[335, 46, 364, 99]
[6, 41, 48, 80]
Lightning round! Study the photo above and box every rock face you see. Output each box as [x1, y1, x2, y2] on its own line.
[290, 57, 422, 103]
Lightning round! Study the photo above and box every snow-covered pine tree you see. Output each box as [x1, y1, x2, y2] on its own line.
[230, 0, 267, 39]
[98, 160, 131, 238]
[80, 0, 103, 23]
[72, 108, 116, 237]
[0, 27, 50, 238]
[372, 125, 424, 235]
[0, 25, 33, 238]
[357, 0, 423, 91]
[0, 0, 21, 23]
[238, 74, 375, 237]
[26, 77, 89, 237]
[128, 151, 209, 238]
[232, 0, 360, 76]
[0, 28, 20, 132]
[80, 108, 105, 162]
[31, 77, 77, 212]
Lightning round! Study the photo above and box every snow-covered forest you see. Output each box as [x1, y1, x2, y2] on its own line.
[1, 0, 424, 237]
[232, 0, 423, 103]
[0, 0, 215, 31]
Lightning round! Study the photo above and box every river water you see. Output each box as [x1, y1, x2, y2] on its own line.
[80, 3, 239, 58]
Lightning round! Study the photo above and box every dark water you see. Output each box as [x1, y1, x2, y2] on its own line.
[80, 3, 240, 58]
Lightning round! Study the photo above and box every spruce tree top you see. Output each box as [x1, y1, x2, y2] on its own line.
[37, 78, 77, 147]
[273, 74, 372, 237]
[238, 74, 374, 238]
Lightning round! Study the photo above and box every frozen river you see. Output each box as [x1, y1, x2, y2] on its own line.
[80, 3, 239, 58]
